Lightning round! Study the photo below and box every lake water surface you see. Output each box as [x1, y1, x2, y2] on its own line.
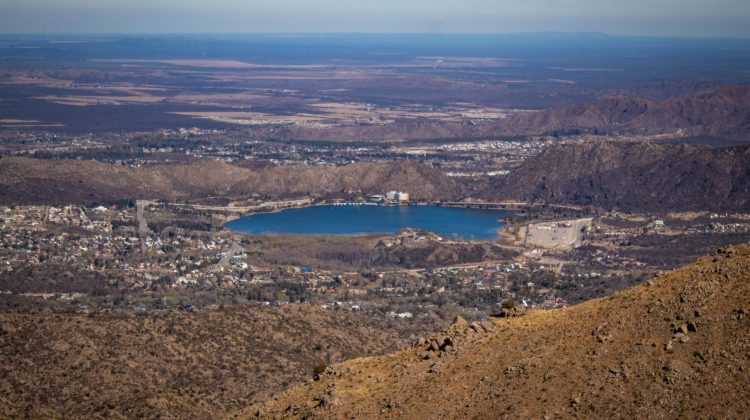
[224, 204, 510, 240]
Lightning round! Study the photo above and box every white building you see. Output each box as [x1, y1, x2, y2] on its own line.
[386, 191, 409, 203]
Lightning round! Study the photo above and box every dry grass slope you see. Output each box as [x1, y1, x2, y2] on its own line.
[0, 305, 422, 419]
[0, 157, 460, 204]
[249, 244, 750, 419]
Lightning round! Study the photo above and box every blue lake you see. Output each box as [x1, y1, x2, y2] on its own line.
[224, 204, 511, 240]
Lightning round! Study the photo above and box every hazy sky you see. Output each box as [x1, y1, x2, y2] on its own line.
[1, 0, 749, 37]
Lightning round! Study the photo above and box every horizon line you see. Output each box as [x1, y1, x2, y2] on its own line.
[1, 31, 749, 41]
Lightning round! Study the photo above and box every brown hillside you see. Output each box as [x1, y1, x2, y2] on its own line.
[0, 157, 247, 204]
[249, 244, 750, 419]
[0, 305, 429, 419]
[498, 85, 750, 139]
[486, 141, 750, 211]
[0, 157, 460, 204]
[233, 160, 461, 201]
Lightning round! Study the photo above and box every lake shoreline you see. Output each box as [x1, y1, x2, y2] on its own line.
[224, 204, 512, 240]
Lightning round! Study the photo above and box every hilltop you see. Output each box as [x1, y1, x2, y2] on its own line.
[249, 244, 750, 418]
[231, 160, 461, 201]
[0, 157, 247, 204]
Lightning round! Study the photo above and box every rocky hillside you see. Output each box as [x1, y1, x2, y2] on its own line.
[486, 141, 750, 211]
[0, 157, 246, 204]
[495, 85, 750, 140]
[249, 244, 750, 418]
[0, 157, 461, 204]
[0, 304, 432, 418]
[233, 160, 460, 201]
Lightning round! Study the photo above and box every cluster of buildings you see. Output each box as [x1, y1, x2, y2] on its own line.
[378, 228, 442, 247]
[0, 203, 591, 312]
[3, 129, 565, 182]
[46, 205, 113, 232]
[395, 140, 547, 157]
[0, 205, 242, 293]
[369, 191, 410, 204]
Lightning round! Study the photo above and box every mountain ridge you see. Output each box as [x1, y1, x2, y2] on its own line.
[496, 85, 750, 139]
[0, 157, 461, 204]
[247, 244, 750, 418]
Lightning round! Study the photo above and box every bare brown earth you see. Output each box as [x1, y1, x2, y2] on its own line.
[248, 244, 750, 419]
[0, 157, 461, 204]
[485, 141, 750, 212]
[0, 304, 431, 419]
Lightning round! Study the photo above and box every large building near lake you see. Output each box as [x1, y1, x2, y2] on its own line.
[386, 191, 409, 203]
[369, 191, 409, 204]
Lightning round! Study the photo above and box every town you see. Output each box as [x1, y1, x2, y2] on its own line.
[0, 128, 564, 177]
[3, 200, 749, 322]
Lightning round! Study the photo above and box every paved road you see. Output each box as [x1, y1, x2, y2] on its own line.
[136, 201, 149, 236]
[217, 240, 246, 268]
[136, 200, 154, 254]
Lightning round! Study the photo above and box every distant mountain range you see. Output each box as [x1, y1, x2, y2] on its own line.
[497, 85, 750, 140]
[238, 85, 750, 143]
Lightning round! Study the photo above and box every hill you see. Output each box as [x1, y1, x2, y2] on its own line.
[232, 160, 460, 201]
[249, 244, 750, 418]
[485, 141, 750, 211]
[0, 157, 461, 204]
[0, 157, 247, 204]
[0, 304, 433, 418]
[495, 85, 750, 140]
[4, 142, 750, 212]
